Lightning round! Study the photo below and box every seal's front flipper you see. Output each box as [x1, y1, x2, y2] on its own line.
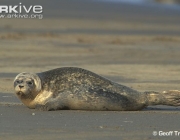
[35, 103, 55, 111]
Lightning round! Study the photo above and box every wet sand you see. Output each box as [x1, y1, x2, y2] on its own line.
[0, 0, 180, 139]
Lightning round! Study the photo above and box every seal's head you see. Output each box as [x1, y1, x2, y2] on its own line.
[13, 72, 41, 101]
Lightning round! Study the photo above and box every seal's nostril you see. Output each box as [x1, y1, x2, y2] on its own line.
[19, 85, 24, 89]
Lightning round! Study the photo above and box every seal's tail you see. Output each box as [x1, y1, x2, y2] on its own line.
[145, 90, 180, 106]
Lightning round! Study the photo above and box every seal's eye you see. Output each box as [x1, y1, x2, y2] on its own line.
[16, 80, 22, 84]
[27, 81, 33, 85]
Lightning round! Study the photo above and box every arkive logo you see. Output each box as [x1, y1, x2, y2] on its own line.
[0, 2, 43, 14]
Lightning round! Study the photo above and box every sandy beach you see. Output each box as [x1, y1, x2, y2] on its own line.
[0, 0, 180, 139]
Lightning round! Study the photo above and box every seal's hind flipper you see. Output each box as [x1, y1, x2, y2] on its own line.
[146, 90, 180, 106]
[161, 90, 180, 106]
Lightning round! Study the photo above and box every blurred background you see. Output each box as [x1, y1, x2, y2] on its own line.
[0, 0, 180, 91]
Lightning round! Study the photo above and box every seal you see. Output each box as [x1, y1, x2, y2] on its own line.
[13, 67, 180, 111]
